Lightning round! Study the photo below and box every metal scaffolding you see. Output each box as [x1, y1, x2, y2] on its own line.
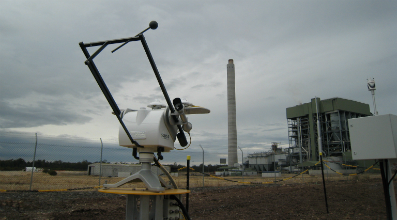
[286, 97, 371, 165]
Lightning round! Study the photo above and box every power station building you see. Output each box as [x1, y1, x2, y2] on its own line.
[286, 97, 372, 166]
[247, 143, 287, 172]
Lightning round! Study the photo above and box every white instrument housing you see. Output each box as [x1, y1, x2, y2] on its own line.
[119, 107, 177, 152]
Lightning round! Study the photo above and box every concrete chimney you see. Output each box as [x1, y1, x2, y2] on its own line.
[227, 59, 238, 167]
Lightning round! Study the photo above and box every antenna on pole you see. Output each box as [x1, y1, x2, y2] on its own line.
[367, 78, 377, 115]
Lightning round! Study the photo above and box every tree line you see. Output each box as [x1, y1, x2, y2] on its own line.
[170, 163, 226, 173]
[0, 158, 91, 171]
[0, 158, 226, 173]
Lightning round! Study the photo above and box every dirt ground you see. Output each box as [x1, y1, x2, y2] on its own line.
[0, 177, 391, 220]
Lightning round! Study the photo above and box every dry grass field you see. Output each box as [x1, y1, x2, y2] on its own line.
[1, 171, 388, 219]
[0, 171, 96, 191]
[0, 170, 380, 191]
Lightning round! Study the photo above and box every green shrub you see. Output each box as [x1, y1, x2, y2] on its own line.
[42, 168, 49, 173]
[48, 170, 57, 176]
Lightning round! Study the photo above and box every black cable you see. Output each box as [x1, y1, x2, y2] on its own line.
[320, 155, 329, 214]
[388, 169, 397, 185]
[170, 195, 191, 220]
[153, 156, 178, 189]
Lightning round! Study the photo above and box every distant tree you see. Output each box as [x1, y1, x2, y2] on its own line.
[34, 159, 46, 168]
[0, 158, 27, 171]
[0, 159, 92, 171]
[15, 158, 27, 167]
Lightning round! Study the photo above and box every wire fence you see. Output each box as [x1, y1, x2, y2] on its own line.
[0, 132, 226, 191]
[0, 131, 382, 191]
[0, 132, 143, 191]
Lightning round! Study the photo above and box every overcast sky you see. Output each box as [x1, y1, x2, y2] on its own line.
[1, 1, 396, 165]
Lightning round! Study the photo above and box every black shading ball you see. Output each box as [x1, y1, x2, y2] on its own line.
[149, 21, 158, 29]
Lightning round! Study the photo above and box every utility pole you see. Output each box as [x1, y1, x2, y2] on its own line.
[99, 138, 103, 186]
[199, 145, 204, 187]
[316, 97, 329, 213]
[29, 133, 38, 191]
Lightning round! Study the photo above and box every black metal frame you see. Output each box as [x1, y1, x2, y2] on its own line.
[79, 22, 187, 153]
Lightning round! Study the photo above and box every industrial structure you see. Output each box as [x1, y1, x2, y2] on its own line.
[286, 97, 372, 166]
[247, 143, 287, 172]
[227, 59, 238, 167]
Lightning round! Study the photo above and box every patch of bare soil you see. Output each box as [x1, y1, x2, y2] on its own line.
[0, 178, 389, 220]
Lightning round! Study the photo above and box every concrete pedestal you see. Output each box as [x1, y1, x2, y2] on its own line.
[99, 188, 190, 220]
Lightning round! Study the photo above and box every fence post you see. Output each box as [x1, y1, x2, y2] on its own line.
[186, 155, 190, 213]
[99, 138, 103, 186]
[29, 133, 38, 191]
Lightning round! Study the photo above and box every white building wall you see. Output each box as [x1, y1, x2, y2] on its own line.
[275, 154, 287, 161]
[248, 154, 288, 165]
[87, 163, 170, 177]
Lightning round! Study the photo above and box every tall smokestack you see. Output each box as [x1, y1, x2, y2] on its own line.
[227, 59, 238, 167]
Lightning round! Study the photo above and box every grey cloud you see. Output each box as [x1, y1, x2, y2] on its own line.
[191, 84, 205, 90]
[0, 1, 396, 165]
[180, 81, 223, 93]
[132, 94, 165, 104]
[0, 100, 91, 128]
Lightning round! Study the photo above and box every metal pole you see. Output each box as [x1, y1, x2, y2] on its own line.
[316, 97, 329, 214]
[274, 153, 277, 182]
[199, 145, 204, 187]
[99, 138, 103, 186]
[139, 34, 187, 146]
[186, 155, 190, 213]
[238, 146, 244, 183]
[298, 119, 302, 165]
[380, 160, 392, 219]
[79, 42, 142, 149]
[345, 153, 348, 181]
[298, 118, 303, 182]
[371, 90, 377, 116]
[29, 133, 38, 191]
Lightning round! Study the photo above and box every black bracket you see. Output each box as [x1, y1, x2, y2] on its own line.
[79, 21, 188, 150]
[157, 147, 164, 160]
